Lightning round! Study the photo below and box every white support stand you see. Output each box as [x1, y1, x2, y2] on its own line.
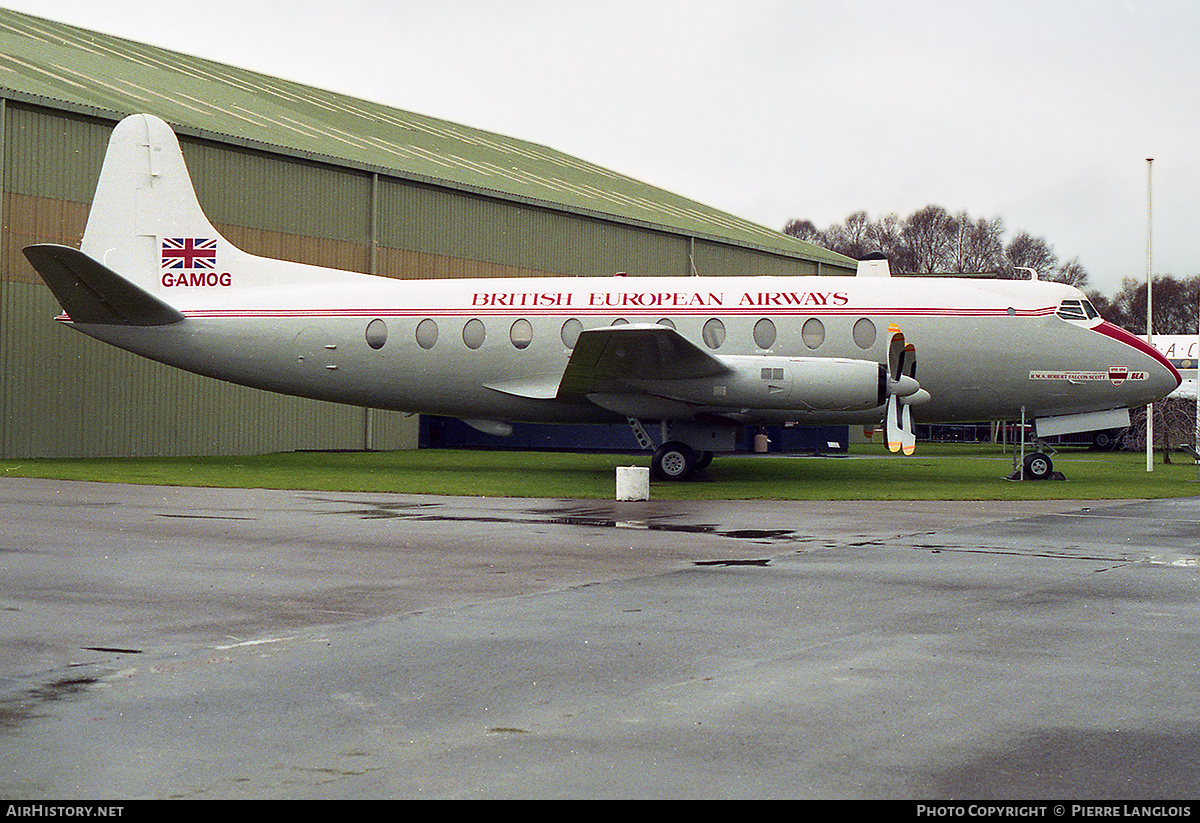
[616, 466, 650, 501]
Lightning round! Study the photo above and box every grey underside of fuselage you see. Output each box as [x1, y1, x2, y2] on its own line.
[69, 311, 1157, 425]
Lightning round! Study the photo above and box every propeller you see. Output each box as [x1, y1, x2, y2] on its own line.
[884, 324, 927, 455]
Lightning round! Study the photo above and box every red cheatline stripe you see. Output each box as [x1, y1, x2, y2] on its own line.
[1091, 321, 1181, 386]
[177, 306, 1059, 320]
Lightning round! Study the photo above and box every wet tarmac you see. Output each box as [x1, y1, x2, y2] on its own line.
[1, 477, 1199, 799]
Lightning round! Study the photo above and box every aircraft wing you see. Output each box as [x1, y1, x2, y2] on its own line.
[556, 323, 730, 402]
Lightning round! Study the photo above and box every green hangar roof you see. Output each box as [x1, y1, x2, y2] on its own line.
[0, 8, 852, 272]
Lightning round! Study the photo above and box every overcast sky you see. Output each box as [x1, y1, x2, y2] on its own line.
[6, 0, 1197, 295]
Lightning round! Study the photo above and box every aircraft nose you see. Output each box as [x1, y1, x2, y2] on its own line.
[1145, 350, 1183, 398]
[1093, 321, 1181, 402]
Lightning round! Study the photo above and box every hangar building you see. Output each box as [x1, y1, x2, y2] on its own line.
[0, 9, 854, 459]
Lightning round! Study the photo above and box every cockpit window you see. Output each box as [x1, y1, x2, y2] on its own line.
[1057, 299, 1100, 321]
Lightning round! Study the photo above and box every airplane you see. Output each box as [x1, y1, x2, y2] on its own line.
[1148, 336, 1198, 401]
[22, 114, 1181, 481]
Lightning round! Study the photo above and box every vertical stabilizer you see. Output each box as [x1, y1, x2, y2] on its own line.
[81, 114, 229, 294]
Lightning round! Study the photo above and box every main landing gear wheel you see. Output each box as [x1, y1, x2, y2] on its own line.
[1023, 452, 1053, 480]
[652, 441, 696, 481]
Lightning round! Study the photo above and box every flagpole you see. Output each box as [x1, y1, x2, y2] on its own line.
[1146, 158, 1154, 472]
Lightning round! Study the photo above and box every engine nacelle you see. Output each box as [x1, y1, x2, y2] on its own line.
[628, 355, 888, 412]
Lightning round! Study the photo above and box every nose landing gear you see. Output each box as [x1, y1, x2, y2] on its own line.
[1005, 450, 1065, 481]
[1022, 451, 1054, 480]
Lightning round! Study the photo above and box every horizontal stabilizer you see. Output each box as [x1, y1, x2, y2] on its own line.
[23, 244, 184, 326]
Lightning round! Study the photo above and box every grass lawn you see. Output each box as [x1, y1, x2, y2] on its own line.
[3, 444, 1198, 500]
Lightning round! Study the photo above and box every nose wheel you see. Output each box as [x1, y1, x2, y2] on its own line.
[1022, 452, 1054, 480]
[1006, 450, 1062, 481]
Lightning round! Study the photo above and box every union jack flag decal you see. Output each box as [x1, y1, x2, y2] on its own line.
[161, 237, 217, 269]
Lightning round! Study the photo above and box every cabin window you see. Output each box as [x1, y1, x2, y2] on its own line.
[561, 318, 582, 348]
[415, 318, 438, 350]
[852, 318, 877, 349]
[753, 318, 777, 349]
[463, 318, 486, 350]
[657, 318, 676, 330]
[365, 318, 388, 350]
[802, 318, 825, 349]
[510, 319, 533, 350]
[702, 318, 726, 349]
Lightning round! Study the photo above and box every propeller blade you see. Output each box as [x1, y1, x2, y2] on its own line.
[885, 394, 903, 453]
[884, 324, 921, 455]
[887, 324, 906, 382]
[901, 401, 916, 455]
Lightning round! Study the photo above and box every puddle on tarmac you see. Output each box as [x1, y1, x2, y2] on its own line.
[318, 498, 800, 544]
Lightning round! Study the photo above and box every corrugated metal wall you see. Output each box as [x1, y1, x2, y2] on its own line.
[378, 181, 692, 279]
[0, 100, 828, 459]
[2, 106, 103, 283]
[1, 102, 416, 458]
[182, 139, 374, 273]
[692, 238, 820, 278]
[0, 281, 418, 457]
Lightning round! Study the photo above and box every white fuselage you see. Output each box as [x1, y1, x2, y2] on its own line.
[68, 270, 1180, 428]
[38, 113, 1179, 445]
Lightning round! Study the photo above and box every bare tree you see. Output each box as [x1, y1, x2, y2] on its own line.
[870, 213, 916, 273]
[822, 211, 876, 260]
[953, 214, 1005, 273]
[782, 219, 822, 244]
[785, 206, 1085, 284]
[1003, 232, 1058, 280]
[1101, 274, 1200, 335]
[1053, 257, 1089, 288]
[902, 206, 957, 273]
[1123, 400, 1197, 464]
[1085, 288, 1116, 319]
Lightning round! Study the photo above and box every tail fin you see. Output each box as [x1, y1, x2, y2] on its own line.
[76, 113, 366, 297]
[80, 113, 230, 294]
